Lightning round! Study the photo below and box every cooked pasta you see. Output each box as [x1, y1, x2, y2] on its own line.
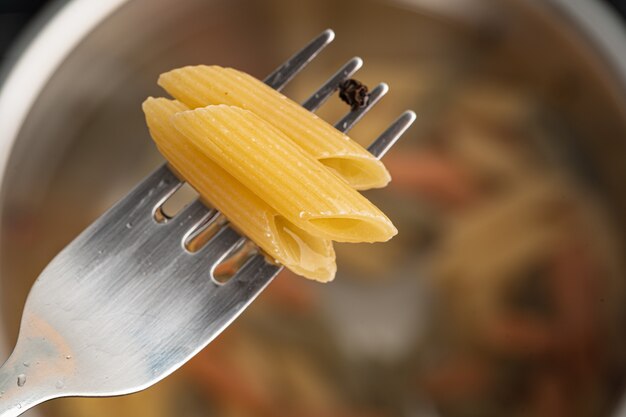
[142, 97, 337, 282]
[158, 65, 390, 190]
[172, 105, 397, 243]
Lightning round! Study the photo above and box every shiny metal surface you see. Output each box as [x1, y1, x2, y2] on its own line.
[0, 29, 415, 416]
[262, 29, 334, 90]
[0, 165, 275, 416]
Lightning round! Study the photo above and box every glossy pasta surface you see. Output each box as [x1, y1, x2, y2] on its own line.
[172, 105, 397, 243]
[142, 66, 397, 281]
[143, 97, 336, 282]
[158, 65, 391, 190]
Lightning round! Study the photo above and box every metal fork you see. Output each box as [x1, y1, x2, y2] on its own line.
[0, 29, 415, 416]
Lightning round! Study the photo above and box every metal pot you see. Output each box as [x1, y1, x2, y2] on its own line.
[1, 0, 626, 416]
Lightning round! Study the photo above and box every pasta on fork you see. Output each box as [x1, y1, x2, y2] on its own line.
[158, 65, 391, 190]
[143, 98, 337, 282]
[143, 66, 398, 281]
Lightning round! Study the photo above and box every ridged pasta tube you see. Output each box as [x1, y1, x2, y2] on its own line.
[158, 65, 390, 190]
[172, 105, 397, 243]
[142, 97, 336, 282]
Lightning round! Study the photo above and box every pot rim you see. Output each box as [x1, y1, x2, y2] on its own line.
[0, 0, 128, 359]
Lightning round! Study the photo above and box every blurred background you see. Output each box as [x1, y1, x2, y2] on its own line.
[2, 0, 626, 416]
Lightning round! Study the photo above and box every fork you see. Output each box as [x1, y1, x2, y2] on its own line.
[0, 29, 415, 416]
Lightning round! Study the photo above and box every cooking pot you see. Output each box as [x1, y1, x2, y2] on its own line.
[1, 0, 626, 416]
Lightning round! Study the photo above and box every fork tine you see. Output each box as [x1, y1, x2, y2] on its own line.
[184, 210, 227, 253]
[302, 57, 363, 111]
[263, 29, 335, 91]
[194, 225, 242, 262]
[170, 199, 215, 232]
[226, 253, 280, 289]
[368, 111, 417, 160]
[334, 82, 389, 132]
[138, 164, 182, 209]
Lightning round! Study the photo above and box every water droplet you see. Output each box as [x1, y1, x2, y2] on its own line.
[17, 374, 26, 387]
[298, 211, 306, 219]
[22, 362, 29, 367]
[17, 404, 21, 409]
[65, 355, 72, 360]
[55, 380, 64, 389]
[125, 222, 132, 229]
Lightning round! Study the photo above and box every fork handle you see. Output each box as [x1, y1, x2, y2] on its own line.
[0, 343, 63, 417]
[0, 354, 41, 416]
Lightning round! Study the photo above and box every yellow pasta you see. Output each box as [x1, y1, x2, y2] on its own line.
[158, 65, 390, 190]
[171, 105, 397, 243]
[142, 97, 336, 282]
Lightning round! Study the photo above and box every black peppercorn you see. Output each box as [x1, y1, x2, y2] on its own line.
[338, 79, 369, 110]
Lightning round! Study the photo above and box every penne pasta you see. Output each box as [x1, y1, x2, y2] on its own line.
[171, 105, 397, 243]
[158, 65, 390, 190]
[142, 97, 336, 282]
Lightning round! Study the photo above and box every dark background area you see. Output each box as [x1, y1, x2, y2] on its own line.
[610, 0, 626, 17]
[0, 0, 50, 63]
[1, 0, 626, 67]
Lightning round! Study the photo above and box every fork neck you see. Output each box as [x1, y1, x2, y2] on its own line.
[0, 337, 66, 417]
[0, 350, 47, 416]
